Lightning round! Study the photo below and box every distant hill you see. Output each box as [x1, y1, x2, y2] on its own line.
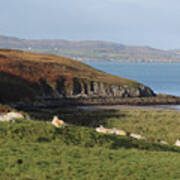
[0, 35, 180, 62]
[0, 49, 154, 103]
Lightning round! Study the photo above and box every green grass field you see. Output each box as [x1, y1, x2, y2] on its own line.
[1, 108, 180, 179]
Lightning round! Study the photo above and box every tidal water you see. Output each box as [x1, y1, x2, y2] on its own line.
[85, 62, 180, 97]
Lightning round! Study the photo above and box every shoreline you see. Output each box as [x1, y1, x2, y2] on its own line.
[76, 104, 180, 111]
[10, 95, 180, 111]
[83, 60, 180, 64]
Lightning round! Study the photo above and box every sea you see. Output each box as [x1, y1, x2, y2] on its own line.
[85, 62, 180, 110]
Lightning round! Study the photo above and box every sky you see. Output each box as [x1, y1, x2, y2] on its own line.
[1, 0, 180, 49]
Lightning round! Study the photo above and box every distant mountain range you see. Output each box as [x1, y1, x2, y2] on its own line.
[0, 35, 180, 63]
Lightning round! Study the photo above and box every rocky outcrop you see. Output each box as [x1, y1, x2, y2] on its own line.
[39, 77, 155, 99]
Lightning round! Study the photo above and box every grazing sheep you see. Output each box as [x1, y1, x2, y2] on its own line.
[96, 125, 104, 132]
[96, 126, 113, 134]
[160, 141, 168, 145]
[95, 126, 172, 147]
[113, 129, 127, 136]
[96, 126, 127, 136]
[0, 112, 24, 122]
[52, 115, 65, 128]
[130, 133, 146, 140]
[95, 125, 172, 148]
[156, 139, 168, 145]
[174, 139, 180, 147]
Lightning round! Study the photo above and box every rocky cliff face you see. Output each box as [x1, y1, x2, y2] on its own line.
[39, 77, 155, 100]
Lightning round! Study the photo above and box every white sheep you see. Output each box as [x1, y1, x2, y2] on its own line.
[130, 133, 146, 140]
[0, 112, 24, 122]
[52, 115, 65, 128]
[174, 139, 180, 147]
[113, 129, 127, 136]
[96, 126, 113, 134]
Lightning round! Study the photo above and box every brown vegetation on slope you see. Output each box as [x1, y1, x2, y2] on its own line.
[0, 49, 154, 103]
[0, 49, 136, 84]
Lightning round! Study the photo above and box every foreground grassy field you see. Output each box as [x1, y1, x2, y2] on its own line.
[27, 108, 180, 144]
[1, 108, 180, 179]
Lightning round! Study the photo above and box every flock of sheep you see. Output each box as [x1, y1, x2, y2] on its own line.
[96, 125, 180, 147]
[1, 112, 180, 148]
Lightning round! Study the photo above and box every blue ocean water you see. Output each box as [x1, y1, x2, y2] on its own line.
[85, 62, 180, 97]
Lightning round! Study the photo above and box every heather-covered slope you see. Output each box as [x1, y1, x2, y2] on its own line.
[0, 49, 154, 103]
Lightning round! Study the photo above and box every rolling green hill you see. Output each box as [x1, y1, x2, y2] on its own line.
[0, 108, 180, 179]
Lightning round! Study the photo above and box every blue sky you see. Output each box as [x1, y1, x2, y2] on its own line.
[1, 0, 180, 49]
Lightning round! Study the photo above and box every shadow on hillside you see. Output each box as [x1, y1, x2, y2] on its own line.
[102, 134, 180, 152]
[0, 72, 37, 102]
[52, 125, 180, 153]
[24, 108, 125, 127]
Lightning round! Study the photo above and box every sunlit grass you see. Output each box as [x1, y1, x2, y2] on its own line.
[0, 109, 180, 179]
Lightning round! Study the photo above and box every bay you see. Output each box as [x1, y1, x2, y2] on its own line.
[85, 62, 180, 97]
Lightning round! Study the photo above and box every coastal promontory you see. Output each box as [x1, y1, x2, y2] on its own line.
[0, 49, 155, 104]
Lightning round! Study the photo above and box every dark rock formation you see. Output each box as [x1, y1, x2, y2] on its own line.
[57, 76, 66, 97]
[73, 78, 82, 95]
[39, 78, 54, 96]
[47, 77, 155, 99]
